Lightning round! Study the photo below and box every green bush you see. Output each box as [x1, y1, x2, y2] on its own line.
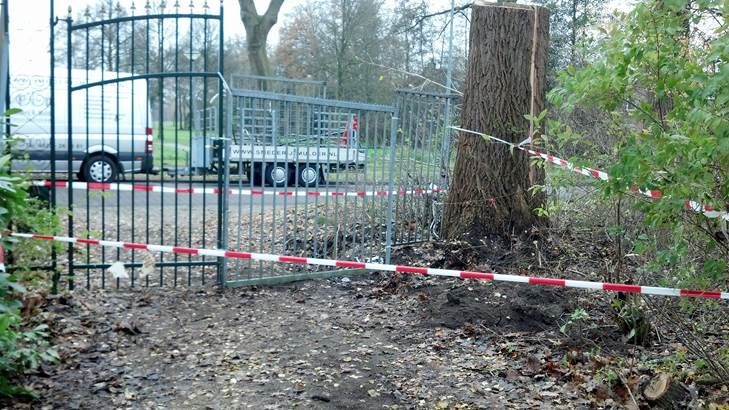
[0, 110, 59, 397]
[546, 0, 729, 380]
[547, 0, 729, 291]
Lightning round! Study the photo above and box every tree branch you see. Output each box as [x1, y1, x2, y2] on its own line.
[238, 0, 258, 27]
[239, 0, 285, 33]
[399, 3, 471, 34]
[263, 0, 286, 29]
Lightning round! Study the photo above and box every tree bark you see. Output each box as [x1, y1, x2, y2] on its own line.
[442, 3, 549, 242]
[239, 0, 285, 80]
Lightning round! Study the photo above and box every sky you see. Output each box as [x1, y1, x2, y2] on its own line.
[8, 0, 455, 68]
[7, 0, 629, 71]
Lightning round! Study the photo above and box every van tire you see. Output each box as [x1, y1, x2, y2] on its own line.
[82, 155, 118, 183]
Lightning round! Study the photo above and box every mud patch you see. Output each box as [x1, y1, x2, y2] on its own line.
[419, 281, 575, 331]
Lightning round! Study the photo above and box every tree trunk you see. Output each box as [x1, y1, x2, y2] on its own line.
[239, 0, 285, 82]
[246, 28, 272, 78]
[442, 3, 549, 242]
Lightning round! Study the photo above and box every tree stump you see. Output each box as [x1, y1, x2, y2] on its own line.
[643, 373, 690, 409]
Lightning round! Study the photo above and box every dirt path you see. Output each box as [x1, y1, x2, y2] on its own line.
[11, 274, 612, 409]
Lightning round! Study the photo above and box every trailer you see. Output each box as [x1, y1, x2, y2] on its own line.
[229, 142, 365, 187]
[191, 108, 365, 187]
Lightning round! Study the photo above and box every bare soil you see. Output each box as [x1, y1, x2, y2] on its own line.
[4, 237, 728, 409]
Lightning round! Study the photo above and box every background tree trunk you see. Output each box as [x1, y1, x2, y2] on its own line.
[239, 0, 285, 80]
[442, 3, 549, 242]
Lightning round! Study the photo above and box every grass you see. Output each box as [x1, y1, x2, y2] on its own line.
[326, 145, 449, 187]
[153, 122, 192, 169]
[151, 122, 449, 186]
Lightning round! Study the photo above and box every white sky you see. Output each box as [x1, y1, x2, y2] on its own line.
[8, 0, 629, 71]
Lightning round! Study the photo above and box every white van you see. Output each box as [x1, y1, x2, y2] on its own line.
[9, 69, 153, 182]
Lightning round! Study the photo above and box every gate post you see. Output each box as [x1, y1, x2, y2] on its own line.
[384, 114, 398, 264]
[65, 13, 75, 291]
[0, 0, 7, 122]
[216, 0, 228, 286]
[49, 0, 59, 294]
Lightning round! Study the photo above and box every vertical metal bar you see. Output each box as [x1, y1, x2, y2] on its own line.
[221, 86, 232, 283]
[49, 0, 59, 294]
[115, 17, 121, 289]
[130, 8, 137, 287]
[311, 105, 319, 261]
[270, 104, 278, 263]
[66, 16, 75, 290]
[145, 10, 151, 287]
[247, 98, 254, 280]
[201, 12, 209, 285]
[187, 10, 194, 285]
[385, 115, 398, 264]
[217, 3, 227, 285]
[84, 27, 90, 289]
[158, 15, 165, 287]
[174, 11, 180, 287]
[320, 106, 330, 259]
[332, 105, 342, 261]
[100, 21, 106, 289]
[2, 0, 8, 130]
[443, 2, 455, 192]
[423, 97, 437, 240]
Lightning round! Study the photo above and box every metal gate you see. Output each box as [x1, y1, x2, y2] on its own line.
[47, 4, 228, 290]
[35, 5, 458, 290]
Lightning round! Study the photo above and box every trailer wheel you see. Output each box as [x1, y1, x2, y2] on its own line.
[264, 162, 289, 187]
[297, 163, 321, 188]
[247, 163, 264, 186]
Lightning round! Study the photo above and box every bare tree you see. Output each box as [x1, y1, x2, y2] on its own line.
[238, 0, 285, 78]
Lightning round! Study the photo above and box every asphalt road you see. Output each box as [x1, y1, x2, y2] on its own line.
[38, 180, 384, 211]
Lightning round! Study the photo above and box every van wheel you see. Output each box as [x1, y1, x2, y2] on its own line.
[297, 163, 321, 188]
[83, 155, 118, 183]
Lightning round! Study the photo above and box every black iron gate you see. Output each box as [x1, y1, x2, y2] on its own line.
[50, 3, 228, 290]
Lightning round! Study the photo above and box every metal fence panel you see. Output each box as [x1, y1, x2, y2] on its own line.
[223, 90, 398, 286]
[392, 89, 460, 245]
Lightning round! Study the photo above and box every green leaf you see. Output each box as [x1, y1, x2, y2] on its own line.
[3, 108, 22, 116]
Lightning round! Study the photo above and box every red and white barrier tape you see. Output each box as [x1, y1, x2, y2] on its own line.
[5, 232, 727, 301]
[32, 180, 442, 198]
[451, 127, 729, 221]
